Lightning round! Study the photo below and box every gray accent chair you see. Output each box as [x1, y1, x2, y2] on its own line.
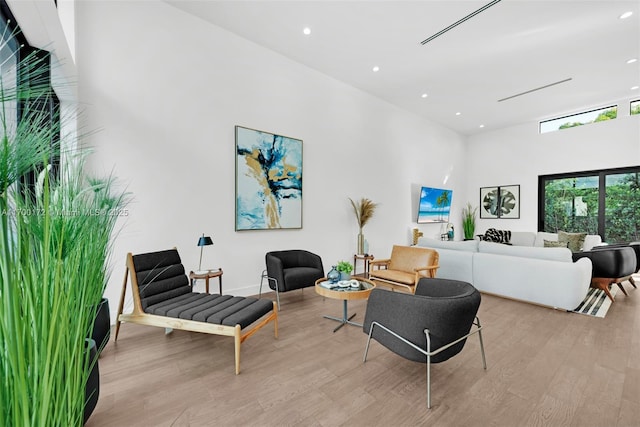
[260, 249, 325, 309]
[363, 277, 486, 408]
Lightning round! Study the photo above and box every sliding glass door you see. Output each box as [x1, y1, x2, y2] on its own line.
[604, 171, 640, 242]
[539, 167, 640, 243]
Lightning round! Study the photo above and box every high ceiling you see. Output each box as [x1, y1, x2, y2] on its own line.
[166, 0, 640, 136]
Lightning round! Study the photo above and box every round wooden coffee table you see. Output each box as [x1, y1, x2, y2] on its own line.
[315, 277, 376, 332]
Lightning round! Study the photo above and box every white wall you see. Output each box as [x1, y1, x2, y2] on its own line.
[466, 111, 640, 234]
[72, 1, 467, 322]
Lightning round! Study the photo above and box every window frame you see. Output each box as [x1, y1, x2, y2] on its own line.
[539, 105, 618, 134]
[538, 165, 640, 242]
[1, 0, 61, 193]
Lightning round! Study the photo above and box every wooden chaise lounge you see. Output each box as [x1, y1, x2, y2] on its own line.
[115, 248, 278, 374]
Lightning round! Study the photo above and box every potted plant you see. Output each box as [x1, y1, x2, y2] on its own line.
[0, 40, 129, 425]
[349, 197, 379, 254]
[462, 203, 478, 240]
[336, 260, 354, 280]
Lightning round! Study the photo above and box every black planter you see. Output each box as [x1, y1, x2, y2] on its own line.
[91, 298, 110, 355]
[84, 338, 100, 425]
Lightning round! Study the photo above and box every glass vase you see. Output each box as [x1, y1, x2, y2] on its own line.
[357, 232, 365, 255]
[327, 266, 340, 283]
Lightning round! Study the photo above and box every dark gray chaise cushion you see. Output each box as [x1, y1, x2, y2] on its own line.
[363, 278, 481, 364]
[133, 249, 273, 328]
[133, 249, 192, 310]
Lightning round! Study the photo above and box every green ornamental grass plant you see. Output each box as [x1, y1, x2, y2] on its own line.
[462, 202, 478, 240]
[0, 33, 128, 426]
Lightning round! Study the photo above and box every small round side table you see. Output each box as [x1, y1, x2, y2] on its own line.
[189, 268, 223, 294]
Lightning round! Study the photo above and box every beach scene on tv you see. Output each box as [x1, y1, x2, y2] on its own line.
[417, 186, 452, 223]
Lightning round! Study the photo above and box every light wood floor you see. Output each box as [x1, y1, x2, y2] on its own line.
[87, 277, 640, 427]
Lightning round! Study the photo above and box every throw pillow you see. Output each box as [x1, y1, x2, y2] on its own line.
[484, 228, 512, 244]
[558, 231, 587, 252]
[544, 239, 568, 248]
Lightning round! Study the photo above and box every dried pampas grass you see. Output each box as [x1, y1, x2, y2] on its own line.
[349, 197, 379, 231]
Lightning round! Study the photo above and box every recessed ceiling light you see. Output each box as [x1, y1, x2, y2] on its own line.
[421, 93, 428, 98]
[372, 66, 380, 72]
[303, 27, 311, 35]
[627, 58, 638, 64]
[632, 86, 640, 90]
[455, 112, 461, 116]
[620, 11, 633, 19]
[479, 124, 485, 128]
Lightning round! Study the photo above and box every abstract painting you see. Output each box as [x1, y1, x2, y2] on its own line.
[235, 126, 302, 230]
[480, 185, 520, 219]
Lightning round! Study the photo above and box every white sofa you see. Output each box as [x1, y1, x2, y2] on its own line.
[507, 231, 602, 251]
[416, 232, 598, 310]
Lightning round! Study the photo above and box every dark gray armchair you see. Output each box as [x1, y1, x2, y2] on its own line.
[573, 245, 637, 301]
[363, 277, 486, 408]
[260, 249, 325, 309]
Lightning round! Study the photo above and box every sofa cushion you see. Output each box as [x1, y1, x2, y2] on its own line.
[421, 248, 474, 284]
[534, 232, 601, 251]
[544, 239, 568, 248]
[509, 232, 536, 246]
[558, 231, 587, 252]
[416, 237, 479, 252]
[472, 253, 592, 310]
[534, 232, 559, 247]
[479, 241, 573, 262]
[583, 234, 603, 251]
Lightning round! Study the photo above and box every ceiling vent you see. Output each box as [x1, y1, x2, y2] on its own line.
[497, 78, 573, 102]
[420, 0, 503, 45]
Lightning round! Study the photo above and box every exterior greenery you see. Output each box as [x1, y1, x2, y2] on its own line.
[541, 169, 639, 243]
[558, 107, 618, 129]
[631, 100, 640, 116]
[605, 173, 640, 243]
[543, 177, 599, 234]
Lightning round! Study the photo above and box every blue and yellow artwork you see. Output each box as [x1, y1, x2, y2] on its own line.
[235, 126, 303, 230]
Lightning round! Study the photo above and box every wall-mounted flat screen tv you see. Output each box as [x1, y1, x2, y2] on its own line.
[417, 186, 453, 223]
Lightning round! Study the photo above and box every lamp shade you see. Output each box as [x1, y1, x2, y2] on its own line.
[198, 236, 213, 247]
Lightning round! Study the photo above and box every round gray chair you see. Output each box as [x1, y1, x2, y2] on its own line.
[261, 249, 325, 310]
[363, 277, 486, 408]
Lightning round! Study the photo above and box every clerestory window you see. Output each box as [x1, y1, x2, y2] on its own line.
[539, 105, 618, 134]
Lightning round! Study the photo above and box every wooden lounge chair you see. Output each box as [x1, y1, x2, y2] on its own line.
[369, 245, 439, 293]
[115, 248, 278, 374]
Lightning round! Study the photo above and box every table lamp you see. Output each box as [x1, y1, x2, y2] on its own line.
[197, 233, 214, 271]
